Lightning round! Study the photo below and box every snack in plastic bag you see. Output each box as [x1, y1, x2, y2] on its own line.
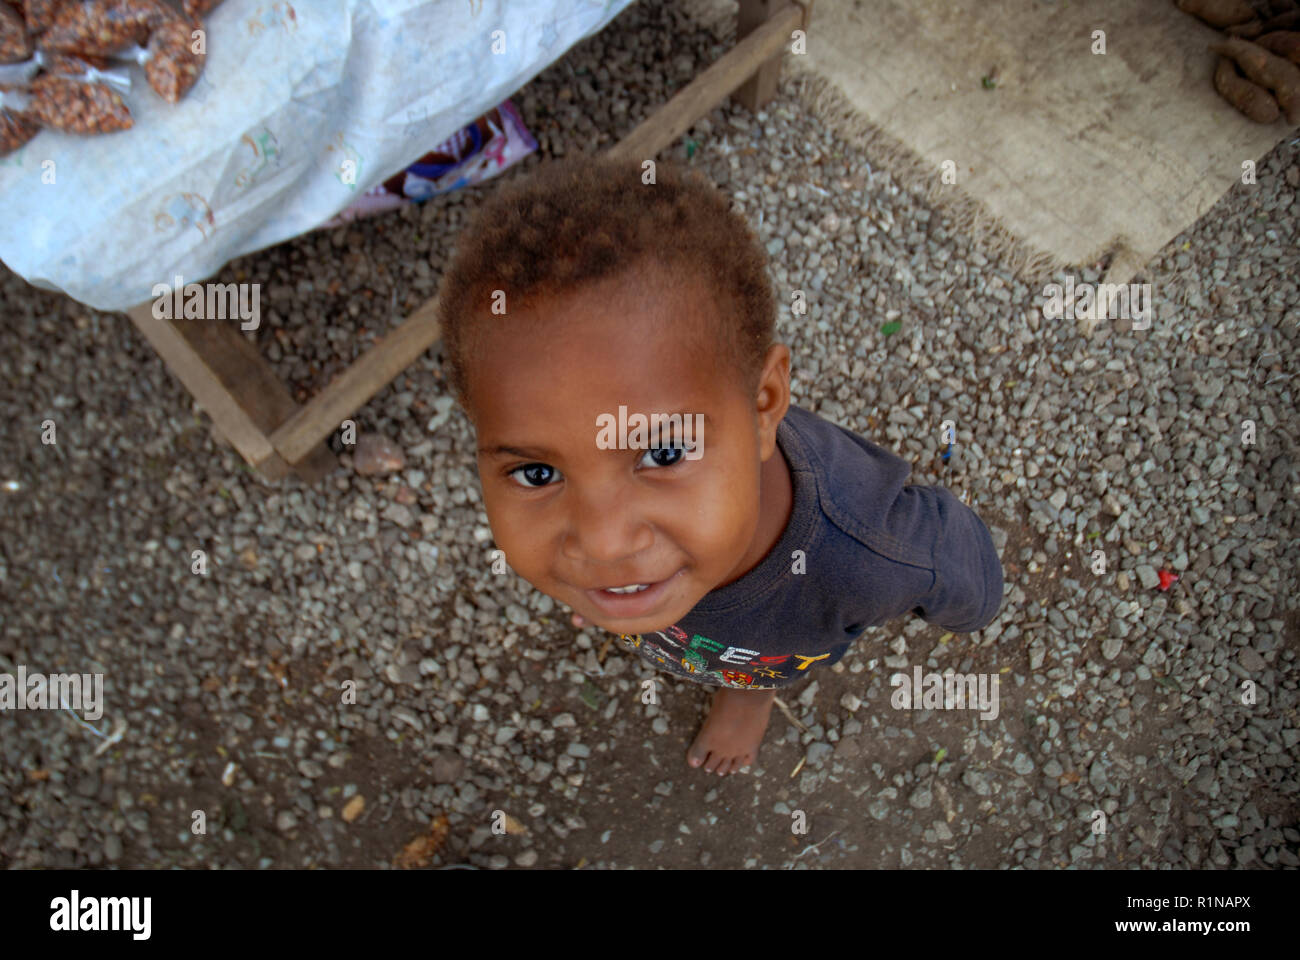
[143, 16, 201, 101]
[44, 50, 113, 73]
[1, 1, 32, 63]
[23, 1, 68, 33]
[28, 70, 132, 131]
[46, 50, 131, 92]
[0, 47, 114, 85]
[0, 88, 40, 153]
[39, 0, 177, 57]
[183, 0, 223, 18]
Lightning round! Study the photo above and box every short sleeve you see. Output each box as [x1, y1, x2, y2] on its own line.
[908, 486, 1005, 633]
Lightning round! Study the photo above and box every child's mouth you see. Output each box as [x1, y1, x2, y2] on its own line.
[582, 570, 681, 620]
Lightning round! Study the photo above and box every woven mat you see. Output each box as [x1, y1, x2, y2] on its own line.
[688, 0, 1297, 288]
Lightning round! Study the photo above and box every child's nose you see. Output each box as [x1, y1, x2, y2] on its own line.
[565, 489, 653, 565]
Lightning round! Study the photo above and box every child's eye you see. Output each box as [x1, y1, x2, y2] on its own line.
[640, 441, 695, 469]
[506, 442, 696, 488]
[507, 463, 558, 488]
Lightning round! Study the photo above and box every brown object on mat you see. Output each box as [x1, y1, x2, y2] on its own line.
[22, 0, 65, 33]
[1260, 10, 1300, 32]
[0, 2, 32, 63]
[1211, 35, 1300, 123]
[1256, 30, 1300, 63]
[0, 103, 39, 152]
[27, 72, 132, 131]
[1213, 55, 1282, 121]
[144, 17, 203, 101]
[1176, 0, 1256, 29]
[1226, 19, 1265, 37]
[183, 0, 223, 17]
[39, 0, 176, 57]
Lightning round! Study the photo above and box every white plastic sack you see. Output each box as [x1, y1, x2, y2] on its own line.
[0, 0, 636, 312]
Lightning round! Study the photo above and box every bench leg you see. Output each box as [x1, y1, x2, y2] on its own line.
[126, 303, 336, 482]
[734, 0, 787, 112]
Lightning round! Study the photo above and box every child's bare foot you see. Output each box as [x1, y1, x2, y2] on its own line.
[686, 687, 777, 775]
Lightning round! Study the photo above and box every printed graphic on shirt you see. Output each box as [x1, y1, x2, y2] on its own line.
[616, 625, 835, 689]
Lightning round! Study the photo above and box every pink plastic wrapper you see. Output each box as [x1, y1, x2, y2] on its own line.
[316, 99, 537, 230]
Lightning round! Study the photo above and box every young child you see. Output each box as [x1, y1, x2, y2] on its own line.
[434, 153, 1004, 777]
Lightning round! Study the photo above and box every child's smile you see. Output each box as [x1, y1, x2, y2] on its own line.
[467, 261, 793, 637]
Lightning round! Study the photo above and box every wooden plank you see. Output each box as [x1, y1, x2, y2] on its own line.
[605, 2, 801, 163]
[126, 302, 337, 481]
[270, 298, 444, 466]
[735, 0, 785, 112]
[167, 315, 337, 482]
[127, 302, 288, 478]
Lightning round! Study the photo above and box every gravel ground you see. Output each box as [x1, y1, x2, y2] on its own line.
[1, 0, 1297, 870]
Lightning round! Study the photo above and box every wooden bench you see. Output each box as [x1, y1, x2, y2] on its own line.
[125, 0, 813, 483]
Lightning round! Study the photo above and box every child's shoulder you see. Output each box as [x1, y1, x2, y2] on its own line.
[782, 403, 947, 568]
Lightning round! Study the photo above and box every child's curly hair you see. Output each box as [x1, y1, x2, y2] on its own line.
[435, 151, 776, 411]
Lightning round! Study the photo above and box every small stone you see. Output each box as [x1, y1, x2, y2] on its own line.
[382, 503, 414, 527]
[426, 396, 457, 433]
[494, 726, 519, 745]
[516, 849, 539, 867]
[1239, 648, 1265, 672]
[341, 796, 365, 822]
[386, 663, 420, 685]
[431, 753, 464, 783]
[908, 786, 932, 809]
[1012, 753, 1034, 775]
[1102, 637, 1123, 660]
[1135, 565, 1160, 589]
[1028, 641, 1046, 670]
[276, 810, 298, 832]
[806, 742, 834, 766]
[1089, 761, 1108, 793]
[353, 434, 406, 475]
[798, 681, 819, 706]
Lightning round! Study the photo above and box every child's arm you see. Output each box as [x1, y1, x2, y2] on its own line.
[905, 485, 1005, 634]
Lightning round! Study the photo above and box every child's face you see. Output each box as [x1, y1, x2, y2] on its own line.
[466, 264, 789, 637]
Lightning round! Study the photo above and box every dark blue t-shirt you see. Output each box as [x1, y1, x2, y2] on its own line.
[615, 403, 1005, 689]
